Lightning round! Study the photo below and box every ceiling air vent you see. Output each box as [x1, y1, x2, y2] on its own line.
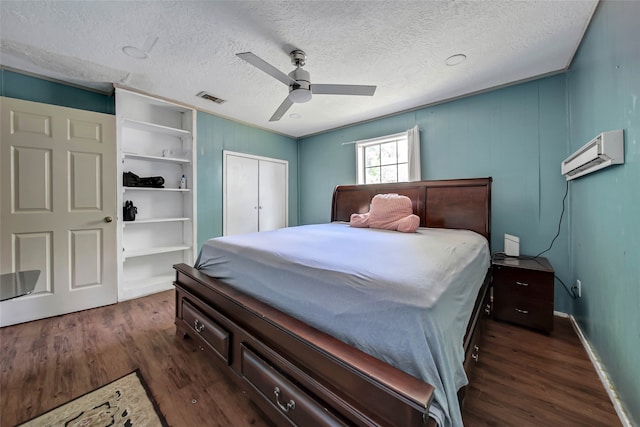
[196, 91, 226, 104]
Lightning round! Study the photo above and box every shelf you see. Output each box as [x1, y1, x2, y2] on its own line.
[119, 90, 192, 113]
[124, 245, 191, 259]
[124, 187, 190, 192]
[123, 273, 174, 290]
[120, 274, 175, 302]
[123, 152, 191, 164]
[121, 118, 191, 139]
[123, 217, 190, 226]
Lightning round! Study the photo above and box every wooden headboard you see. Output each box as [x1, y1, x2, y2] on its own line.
[331, 177, 492, 242]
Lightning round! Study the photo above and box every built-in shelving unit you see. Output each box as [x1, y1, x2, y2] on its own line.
[116, 88, 197, 301]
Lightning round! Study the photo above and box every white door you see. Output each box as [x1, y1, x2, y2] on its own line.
[223, 151, 288, 236]
[258, 159, 287, 232]
[224, 154, 260, 235]
[0, 97, 117, 327]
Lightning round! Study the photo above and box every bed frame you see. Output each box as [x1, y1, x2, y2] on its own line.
[173, 177, 492, 426]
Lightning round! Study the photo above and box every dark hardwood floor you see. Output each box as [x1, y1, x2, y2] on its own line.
[463, 318, 621, 426]
[1, 290, 620, 426]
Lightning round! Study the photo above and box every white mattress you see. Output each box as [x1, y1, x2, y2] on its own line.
[195, 222, 490, 427]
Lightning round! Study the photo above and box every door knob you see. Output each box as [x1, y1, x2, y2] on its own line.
[105, 216, 113, 223]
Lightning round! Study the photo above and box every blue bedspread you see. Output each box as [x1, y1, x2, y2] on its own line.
[195, 223, 489, 426]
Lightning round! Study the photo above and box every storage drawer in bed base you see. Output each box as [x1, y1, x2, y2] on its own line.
[180, 299, 230, 363]
[241, 344, 348, 426]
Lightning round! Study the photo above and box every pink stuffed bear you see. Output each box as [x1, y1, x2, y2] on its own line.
[349, 193, 420, 233]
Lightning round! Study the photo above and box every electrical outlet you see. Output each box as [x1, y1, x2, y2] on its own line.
[575, 279, 582, 298]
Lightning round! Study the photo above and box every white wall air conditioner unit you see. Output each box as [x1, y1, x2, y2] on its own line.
[561, 130, 624, 180]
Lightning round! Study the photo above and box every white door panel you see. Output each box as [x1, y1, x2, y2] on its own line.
[69, 151, 103, 210]
[1, 97, 117, 326]
[12, 146, 53, 211]
[12, 231, 53, 294]
[258, 160, 287, 232]
[68, 118, 104, 142]
[10, 109, 52, 136]
[224, 154, 259, 235]
[70, 228, 103, 287]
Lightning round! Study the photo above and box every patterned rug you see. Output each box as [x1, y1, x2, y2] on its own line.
[18, 370, 168, 427]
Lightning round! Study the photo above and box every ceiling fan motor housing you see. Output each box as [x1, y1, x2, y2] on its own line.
[288, 67, 312, 103]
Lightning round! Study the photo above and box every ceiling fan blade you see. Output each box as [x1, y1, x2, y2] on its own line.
[269, 96, 294, 122]
[236, 52, 297, 86]
[312, 84, 377, 96]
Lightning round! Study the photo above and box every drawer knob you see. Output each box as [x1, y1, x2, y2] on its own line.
[515, 281, 529, 287]
[515, 308, 529, 314]
[194, 319, 205, 333]
[274, 387, 295, 413]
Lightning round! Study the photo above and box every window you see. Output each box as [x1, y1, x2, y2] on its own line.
[355, 126, 420, 184]
[357, 133, 408, 184]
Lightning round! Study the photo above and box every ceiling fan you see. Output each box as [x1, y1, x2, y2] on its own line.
[236, 49, 377, 122]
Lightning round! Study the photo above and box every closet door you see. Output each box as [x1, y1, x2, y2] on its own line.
[224, 154, 259, 236]
[258, 159, 287, 232]
[223, 151, 288, 236]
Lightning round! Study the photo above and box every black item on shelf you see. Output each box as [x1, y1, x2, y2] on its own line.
[123, 171, 165, 188]
[123, 200, 138, 221]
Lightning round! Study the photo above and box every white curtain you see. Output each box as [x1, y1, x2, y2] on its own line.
[407, 124, 421, 181]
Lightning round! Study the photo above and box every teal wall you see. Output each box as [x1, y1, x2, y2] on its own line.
[0, 69, 115, 114]
[196, 112, 298, 249]
[299, 75, 573, 312]
[567, 1, 639, 423]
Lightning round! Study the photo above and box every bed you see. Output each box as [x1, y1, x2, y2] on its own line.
[173, 177, 492, 426]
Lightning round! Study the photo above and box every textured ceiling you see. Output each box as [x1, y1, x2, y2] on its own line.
[0, 1, 597, 138]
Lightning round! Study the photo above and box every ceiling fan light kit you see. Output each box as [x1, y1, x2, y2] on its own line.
[236, 49, 377, 121]
[289, 87, 312, 103]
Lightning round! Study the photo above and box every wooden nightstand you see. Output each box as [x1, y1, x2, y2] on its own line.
[492, 256, 554, 332]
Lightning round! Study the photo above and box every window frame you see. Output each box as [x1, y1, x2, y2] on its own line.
[355, 131, 409, 185]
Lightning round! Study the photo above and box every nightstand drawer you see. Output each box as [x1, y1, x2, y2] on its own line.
[493, 266, 553, 302]
[493, 297, 553, 332]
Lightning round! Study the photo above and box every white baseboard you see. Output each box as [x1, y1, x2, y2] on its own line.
[554, 312, 634, 427]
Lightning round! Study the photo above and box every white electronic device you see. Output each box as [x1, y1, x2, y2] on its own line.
[561, 130, 624, 180]
[504, 233, 520, 257]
